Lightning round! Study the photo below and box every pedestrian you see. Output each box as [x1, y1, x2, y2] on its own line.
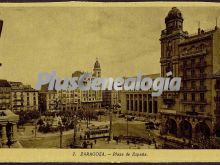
[91, 142, 93, 148]
[127, 140, 130, 145]
[94, 139, 97, 144]
[83, 141, 87, 148]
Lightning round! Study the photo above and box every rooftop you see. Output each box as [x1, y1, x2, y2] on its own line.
[0, 79, 11, 88]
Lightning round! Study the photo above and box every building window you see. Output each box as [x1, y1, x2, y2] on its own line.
[191, 69, 195, 76]
[183, 93, 187, 100]
[200, 106, 205, 112]
[126, 100, 129, 110]
[143, 101, 147, 112]
[191, 59, 195, 66]
[200, 57, 204, 62]
[192, 93, 195, 101]
[200, 80, 204, 87]
[139, 101, 142, 112]
[130, 100, 133, 111]
[183, 82, 187, 88]
[191, 81, 196, 89]
[149, 101, 152, 113]
[154, 101, 158, 114]
[200, 93, 205, 101]
[192, 105, 195, 112]
[135, 100, 138, 111]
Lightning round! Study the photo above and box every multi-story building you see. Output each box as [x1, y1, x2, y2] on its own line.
[120, 74, 159, 118]
[0, 80, 11, 110]
[57, 90, 80, 111]
[73, 59, 102, 110]
[38, 84, 59, 112]
[159, 7, 220, 140]
[102, 90, 119, 108]
[0, 20, 19, 148]
[10, 82, 38, 112]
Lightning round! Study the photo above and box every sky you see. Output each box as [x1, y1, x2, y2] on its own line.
[0, 4, 220, 87]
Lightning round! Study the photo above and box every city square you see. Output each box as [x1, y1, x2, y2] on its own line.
[0, 6, 220, 149]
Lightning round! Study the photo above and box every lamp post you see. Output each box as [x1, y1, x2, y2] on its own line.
[126, 113, 129, 137]
[54, 98, 63, 148]
[106, 105, 113, 141]
[59, 122, 63, 148]
[73, 115, 78, 145]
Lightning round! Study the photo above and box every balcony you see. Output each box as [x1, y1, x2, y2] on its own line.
[196, 61, 207, 68]
[13, 99, 24, 102]
[0, 96, 10, 99]
[181, 86, 207, 92]
[180, 49, 207, 59]
[181, 99, 207, 105]
[182, 74, 207, 80]
[180, 64, 193, 70]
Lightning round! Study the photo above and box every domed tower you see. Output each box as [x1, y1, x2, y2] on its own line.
[160, 7, 188, 77]
[93, 58, 101, 77]
[165, 7, 183, 34]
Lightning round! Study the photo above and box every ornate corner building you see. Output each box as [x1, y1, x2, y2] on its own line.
[159, 7, 220, 140]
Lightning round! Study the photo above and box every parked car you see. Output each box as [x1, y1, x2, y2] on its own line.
[127, 115, 135, 121]
[118, 114, 125, 118]
[145, 121, 155, 129]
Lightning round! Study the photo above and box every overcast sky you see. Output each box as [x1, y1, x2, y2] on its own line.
[0, 4, 220, 86]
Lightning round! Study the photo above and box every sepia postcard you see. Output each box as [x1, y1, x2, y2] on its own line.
[0, 1, 220, 163]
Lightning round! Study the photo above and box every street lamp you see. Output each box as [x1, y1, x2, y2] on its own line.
[73, 115, 78, 145]
[59, 122, 64, 148]
[126, 113, 129, 137]
[54, 98, 64, 149]
[106, 105, 115, 141]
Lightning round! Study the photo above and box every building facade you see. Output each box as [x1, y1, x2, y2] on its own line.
[0, 80, 11, 110]
[120, 74, 159, 118]
[159, 7, 220, 140]
[10, 82, 39, 112]
[102, 90, 119, 108]
[57, 90, 80, 111]
[74, 59, 102, 110]
[38, 59, 103, 112]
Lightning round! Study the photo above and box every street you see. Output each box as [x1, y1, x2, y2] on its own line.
[18, 115, 158, 149]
